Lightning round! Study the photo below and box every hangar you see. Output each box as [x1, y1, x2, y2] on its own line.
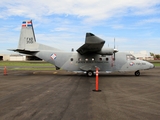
[0, 55, 3, 61]
[10, 54, 26, 61]
[0, 54, 10, 61]
[130, 51, 154, 60]
[0, 54, 42, 61]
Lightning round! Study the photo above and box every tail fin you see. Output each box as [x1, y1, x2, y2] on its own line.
[18, 20, 38, 50]
[9, 20, 60, 54]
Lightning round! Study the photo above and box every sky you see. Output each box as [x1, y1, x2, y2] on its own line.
[0, 0, 160, 55]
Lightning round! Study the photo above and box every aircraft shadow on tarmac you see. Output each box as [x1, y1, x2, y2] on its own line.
[31, 71, 152, 78]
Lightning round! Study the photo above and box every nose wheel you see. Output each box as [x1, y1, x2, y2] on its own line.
[135, 70, 140, 76]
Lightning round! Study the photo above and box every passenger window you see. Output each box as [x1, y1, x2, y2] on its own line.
[99, 58, 102, 61]
[78, 58, 81, 61]
[85, 58, 88, 61]
[70, 58, 73, 61]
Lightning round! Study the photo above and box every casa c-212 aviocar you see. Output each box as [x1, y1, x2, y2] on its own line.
[10, 20, 155, 77]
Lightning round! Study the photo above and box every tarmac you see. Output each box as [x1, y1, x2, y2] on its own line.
[0, 67, 160, 120]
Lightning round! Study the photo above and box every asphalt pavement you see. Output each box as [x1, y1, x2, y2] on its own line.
[0, 67, 160, 120]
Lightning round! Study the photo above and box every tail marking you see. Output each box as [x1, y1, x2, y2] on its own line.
[22, 21, 32, 27]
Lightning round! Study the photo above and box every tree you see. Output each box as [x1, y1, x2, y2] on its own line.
[155, 55, 160, 60]
[150, 52, 154, 57]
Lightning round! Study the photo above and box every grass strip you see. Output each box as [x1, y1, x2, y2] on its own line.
[0, 61, 53, 66]
[152, 63, 160, 67]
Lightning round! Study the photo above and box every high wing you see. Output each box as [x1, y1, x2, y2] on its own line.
[77, 33, 105, 55]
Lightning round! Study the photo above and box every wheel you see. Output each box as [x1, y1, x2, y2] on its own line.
[135, 70, 140, 76]
[87, 70, 94, 77]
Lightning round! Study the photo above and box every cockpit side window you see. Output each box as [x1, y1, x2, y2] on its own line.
[130, 55, 136, 60]
[126, 54, 136, 60]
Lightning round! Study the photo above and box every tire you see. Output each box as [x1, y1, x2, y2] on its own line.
[135, 70, 140, 76]
[87, 70, 94, 77]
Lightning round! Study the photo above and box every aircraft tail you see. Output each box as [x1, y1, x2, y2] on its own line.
[9, 20, 60, 54]
[18, 20, 38, 50]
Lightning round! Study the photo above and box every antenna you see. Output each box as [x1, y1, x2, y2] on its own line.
[113, 38, 115, 60]
[71, 48, 74, 52]
[114, 38, 115, 49]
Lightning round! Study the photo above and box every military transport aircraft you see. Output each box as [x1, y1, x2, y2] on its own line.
[10, 20, 154, 77]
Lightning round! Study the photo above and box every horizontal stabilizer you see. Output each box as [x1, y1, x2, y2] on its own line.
[8, 49, 38, 55]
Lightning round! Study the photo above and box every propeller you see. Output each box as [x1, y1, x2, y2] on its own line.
[113, 38, 115, 60]
[113, 38, 118, 60]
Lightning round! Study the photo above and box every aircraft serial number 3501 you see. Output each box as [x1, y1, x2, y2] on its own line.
[11, 20, 154, 77]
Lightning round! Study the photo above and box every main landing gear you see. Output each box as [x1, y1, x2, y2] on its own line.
[86, 70, 141, 77]
[86, 70, 94, 77]
[135, 70, 140, 76]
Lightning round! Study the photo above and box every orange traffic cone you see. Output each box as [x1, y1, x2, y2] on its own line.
[4, 66, 7, 75]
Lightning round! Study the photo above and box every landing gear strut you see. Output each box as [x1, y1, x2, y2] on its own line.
[87, 70, 94, 77]
[135, 70, 140, 76]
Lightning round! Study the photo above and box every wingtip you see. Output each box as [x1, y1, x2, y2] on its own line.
[86, 33, 95, 37]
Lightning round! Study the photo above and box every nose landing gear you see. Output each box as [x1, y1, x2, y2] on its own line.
[135, 70, 140, 76]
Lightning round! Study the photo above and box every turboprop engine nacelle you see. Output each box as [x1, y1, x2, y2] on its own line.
[98, 48, 114, 55]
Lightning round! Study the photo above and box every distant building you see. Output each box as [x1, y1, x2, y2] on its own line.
[0, 54, 42, 61]
[10, 54, 26, 61]
[0, 54, 3, 61]
[130, 51, 154, 60]
[0, 54, 10, 61]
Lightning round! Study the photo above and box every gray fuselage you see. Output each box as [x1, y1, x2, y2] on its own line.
[35, 50, 154, 73]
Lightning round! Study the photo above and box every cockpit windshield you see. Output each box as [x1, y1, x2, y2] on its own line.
[126, 54, 136, 60]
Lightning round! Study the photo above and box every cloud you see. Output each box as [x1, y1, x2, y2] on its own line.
[136, 18, 160, 26]
[111, 24, 124, 29]
[0, 0, 160, 54]
[0, 0, 160, 23]
[35, 33, 84, 51]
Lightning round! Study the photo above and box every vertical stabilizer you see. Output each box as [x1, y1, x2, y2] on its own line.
[18, 20, 38, 50]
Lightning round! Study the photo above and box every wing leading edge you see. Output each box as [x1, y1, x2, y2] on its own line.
[77, 33, 105, 55]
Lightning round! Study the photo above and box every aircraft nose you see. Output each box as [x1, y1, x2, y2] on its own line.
[150, 63, 155, 69]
